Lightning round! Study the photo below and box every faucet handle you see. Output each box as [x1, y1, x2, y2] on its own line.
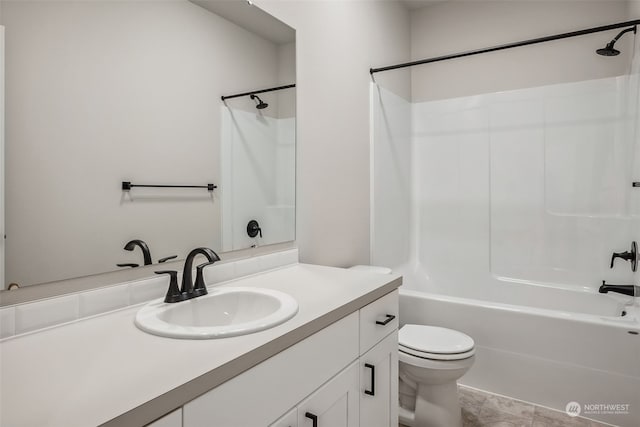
[610, 241, 638, 272]
[193, 261, 216, 297]
[156, 270, 184, 303]
[610, 252, 632, 268]
[117, 263, 139, 268]
[158, 255, 178, 263]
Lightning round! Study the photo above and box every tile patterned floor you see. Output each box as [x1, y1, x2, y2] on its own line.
[459, 386, 614, 427]
[401, 385, 617, 427]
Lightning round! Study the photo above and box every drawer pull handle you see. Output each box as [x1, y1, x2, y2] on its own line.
[364, 363, 375, 396]
[375, 314, 396, 326]
[305, 412, 318, 427]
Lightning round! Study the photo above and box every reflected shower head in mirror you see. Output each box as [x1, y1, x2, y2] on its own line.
[250, 94, 268, 109]
[596, 26, 636, 56]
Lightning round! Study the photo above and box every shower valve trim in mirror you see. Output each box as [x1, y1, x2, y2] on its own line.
[247, 220, 262, 238]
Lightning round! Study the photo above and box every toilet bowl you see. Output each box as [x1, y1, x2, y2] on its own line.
[398, 324, 475, 427]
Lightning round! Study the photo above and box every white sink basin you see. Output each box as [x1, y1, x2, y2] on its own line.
[135, 287, 298, 339]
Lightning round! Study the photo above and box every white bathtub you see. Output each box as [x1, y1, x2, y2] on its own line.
[398, 274, 640, 427]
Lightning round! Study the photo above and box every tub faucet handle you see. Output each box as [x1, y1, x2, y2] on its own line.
[610, 241, 637, 272]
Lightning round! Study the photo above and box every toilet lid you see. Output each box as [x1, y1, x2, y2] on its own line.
[399, 345, 475, 361]
[399, 324, 474, 355]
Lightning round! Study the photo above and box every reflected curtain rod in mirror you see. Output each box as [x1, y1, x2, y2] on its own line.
[221, 83, 296, 101]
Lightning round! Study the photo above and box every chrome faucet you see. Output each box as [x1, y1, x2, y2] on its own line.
[156, 247, 221, 303]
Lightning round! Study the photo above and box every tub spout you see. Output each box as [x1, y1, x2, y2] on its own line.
[599, 281, 639, 297]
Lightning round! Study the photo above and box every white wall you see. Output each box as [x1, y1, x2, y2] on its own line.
[255, 0, 411, 267]
[631, 0, 640, 17]
[2, 0, 285, 286]
[411, 0, 632, 102]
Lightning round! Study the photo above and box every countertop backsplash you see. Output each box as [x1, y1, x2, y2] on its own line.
[0, 249, 298, 340]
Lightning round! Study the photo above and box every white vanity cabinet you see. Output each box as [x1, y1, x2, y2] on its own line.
[182, 289, 399, 427]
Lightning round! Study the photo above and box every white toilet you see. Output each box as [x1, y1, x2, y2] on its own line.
[398, 324, 475, 427]
[347, 265, 475, 427]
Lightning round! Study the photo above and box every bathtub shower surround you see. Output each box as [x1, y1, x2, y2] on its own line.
[632, 24, 640, 291]
[374, 75, 638, 291]
[371, 58, 640, 425]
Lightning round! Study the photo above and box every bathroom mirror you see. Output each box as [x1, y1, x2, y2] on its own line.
[0, 0, 296, 290]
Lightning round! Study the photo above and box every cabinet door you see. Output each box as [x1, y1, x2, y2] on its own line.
[360, 331, 398, 427]
[297, 361, 359, 427]
[270, 407, 297, 427]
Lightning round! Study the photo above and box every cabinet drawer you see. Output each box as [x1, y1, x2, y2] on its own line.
[359, 290, 398, 354]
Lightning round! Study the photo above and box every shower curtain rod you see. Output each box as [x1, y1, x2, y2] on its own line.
[221, 84, 296, 101]
[370, 19, 640, 75]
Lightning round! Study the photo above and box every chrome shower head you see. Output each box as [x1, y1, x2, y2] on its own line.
[250, 94, 268, 110]
[596, 26, 636, 57]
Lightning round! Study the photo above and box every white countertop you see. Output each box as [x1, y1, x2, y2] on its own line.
[0, 264, 401, 427]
